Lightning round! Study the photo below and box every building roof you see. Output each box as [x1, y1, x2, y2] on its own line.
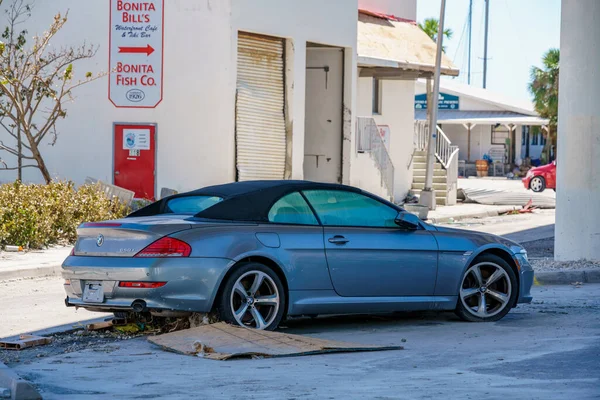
[416, 79, 538, 115]
[414, 110, 549, 125]
[357, 11, 459, 77]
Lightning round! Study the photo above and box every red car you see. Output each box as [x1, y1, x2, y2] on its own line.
[523, 160, 556, 192]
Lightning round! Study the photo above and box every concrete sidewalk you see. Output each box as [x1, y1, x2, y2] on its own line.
[426, 203, 519, 224]
[0, 246, 71, 281]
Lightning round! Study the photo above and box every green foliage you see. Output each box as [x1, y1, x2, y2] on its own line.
[418, 18, 453, 51]
[0, 181, 130, 249]
[529, 48, 559, 126]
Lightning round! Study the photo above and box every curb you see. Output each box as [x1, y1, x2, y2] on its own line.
[427, 206, 518, 224]
[534, 269, 600, 285]
[0, 264, 61, 281]
[0, 362, 41, 400]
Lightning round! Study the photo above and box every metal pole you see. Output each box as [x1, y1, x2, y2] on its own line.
[468, 0, 473, 85]
[483, 0, 490, 88]
[419, 0, 447, 210]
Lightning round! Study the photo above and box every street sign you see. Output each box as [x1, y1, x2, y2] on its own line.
[414, 92, 459, 110]
[109, 0, 164, 108]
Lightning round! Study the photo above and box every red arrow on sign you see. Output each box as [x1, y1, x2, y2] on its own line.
[118, 44, 155, 56]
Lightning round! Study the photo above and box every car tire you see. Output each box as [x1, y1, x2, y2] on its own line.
[455, 254, 518, 322]
[217, 263, 285, 331]
[530, 176, 546, 192]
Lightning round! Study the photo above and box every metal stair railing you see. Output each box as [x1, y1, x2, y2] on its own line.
[413, 121, 459, 169]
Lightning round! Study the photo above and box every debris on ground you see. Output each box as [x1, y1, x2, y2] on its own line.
[148, 322, 404, 361]
[0, 313, 210, 365]
[3, 245, 23, 252]
[502, 199, 538, 215]
[0, 335, 51, 350]
[459, 187, 555, 208]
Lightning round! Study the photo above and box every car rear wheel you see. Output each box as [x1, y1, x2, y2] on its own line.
[455, 254, 518, 322]
[530, 176, 546, 192]
[217, 263, 285, 331]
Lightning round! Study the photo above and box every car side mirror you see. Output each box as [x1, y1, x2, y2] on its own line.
[394, 211, 421, 230]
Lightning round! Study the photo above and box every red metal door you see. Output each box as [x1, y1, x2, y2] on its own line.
[114, 124, 156, 200]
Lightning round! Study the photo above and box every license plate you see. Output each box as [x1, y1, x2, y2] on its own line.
[83, 281, 104, 303]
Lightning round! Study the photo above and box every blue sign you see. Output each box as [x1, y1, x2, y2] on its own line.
[415, 92, 460, 110]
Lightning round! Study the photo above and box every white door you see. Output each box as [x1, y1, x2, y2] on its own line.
[236, 33, 286, 181]
[304, 48, 343, 183]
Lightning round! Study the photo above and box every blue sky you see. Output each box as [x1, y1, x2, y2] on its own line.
[417, 0, 561, 103]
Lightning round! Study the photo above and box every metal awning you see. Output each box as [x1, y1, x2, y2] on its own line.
[358, 10, 459, 79]
[414, 110, 549, 125]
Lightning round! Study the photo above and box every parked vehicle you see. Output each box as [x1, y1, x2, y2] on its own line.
[523, 160, 556, 192]
[63, 181, 534, 330]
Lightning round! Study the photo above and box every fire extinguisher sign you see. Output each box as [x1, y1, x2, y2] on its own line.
[109, 0, 164, 108]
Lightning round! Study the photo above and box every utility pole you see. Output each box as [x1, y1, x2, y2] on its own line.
[468, 0, 473, 85]
[419, 0, 446, 211]
[483, 0, 490, 88]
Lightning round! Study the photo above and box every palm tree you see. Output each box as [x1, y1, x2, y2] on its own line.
[529, 48, 559, 162]
[419, 18, 453, 51]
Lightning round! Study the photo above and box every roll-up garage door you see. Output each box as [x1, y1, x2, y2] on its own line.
[236, 33, 286, 181]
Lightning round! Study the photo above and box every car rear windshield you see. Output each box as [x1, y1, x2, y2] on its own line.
[164, 196, 223, 214]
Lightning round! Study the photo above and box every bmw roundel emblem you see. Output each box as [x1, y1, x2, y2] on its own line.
[96, 234, 104, 247]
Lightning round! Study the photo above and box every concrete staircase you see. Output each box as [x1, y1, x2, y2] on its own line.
[411, 151, 450, 206]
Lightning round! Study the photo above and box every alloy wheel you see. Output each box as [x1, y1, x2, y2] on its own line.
[459, 262, 512, 318]
[530, 177, 544, 192]
[230, 270, 280, 330]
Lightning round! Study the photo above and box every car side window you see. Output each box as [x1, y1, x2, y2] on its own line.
[268, 192, 319, 225]
[303, 190, 398, 228]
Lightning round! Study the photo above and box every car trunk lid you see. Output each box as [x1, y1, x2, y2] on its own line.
[74, 216, 197, 257]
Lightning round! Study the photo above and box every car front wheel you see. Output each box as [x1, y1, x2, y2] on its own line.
[217, 263, 285, 331]
[455, 254, 518, 322]
[530, 176, 546, 192]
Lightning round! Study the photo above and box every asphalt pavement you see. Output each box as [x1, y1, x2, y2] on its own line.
[2, 284, 598, 399]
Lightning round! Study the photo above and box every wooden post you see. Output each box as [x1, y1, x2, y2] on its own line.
[467, 123, 471, 161]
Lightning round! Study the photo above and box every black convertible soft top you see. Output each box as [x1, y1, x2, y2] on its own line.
[128, 180, 395, 222]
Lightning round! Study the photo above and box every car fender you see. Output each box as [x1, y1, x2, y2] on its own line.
[457, 243, 521, 293]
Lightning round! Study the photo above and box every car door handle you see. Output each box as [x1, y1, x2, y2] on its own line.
[328, 235, 349, 245]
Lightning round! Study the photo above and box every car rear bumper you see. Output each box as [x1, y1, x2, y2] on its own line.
[522, 176, 532, 190]
[62, 256, 233, 313]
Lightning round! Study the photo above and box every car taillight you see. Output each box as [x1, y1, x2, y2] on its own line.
[118, 281, 167, 288]
[134, 237, 191, 258]
[70, 247, 75, 256]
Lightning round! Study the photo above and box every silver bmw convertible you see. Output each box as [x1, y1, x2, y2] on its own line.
[63, 180, 533, 330]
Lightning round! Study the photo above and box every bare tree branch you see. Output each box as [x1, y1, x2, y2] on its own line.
[0, 164, 38, 170]
[0, 0, 102, 183]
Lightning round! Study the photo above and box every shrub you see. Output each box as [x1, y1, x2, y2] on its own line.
[0, 181, 130, 249]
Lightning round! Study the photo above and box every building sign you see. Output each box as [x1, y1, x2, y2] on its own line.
[123, 128, 151, 150]
[109, 0, 164, 108]
[414, 92, 460, 110]
[377, 125, 391, 151]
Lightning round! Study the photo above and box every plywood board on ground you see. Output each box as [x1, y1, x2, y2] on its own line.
[148, 322, 403, 360]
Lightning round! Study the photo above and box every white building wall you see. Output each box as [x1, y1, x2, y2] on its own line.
[232, 0, 358, 182]
[0, 0, 359, 193]
[355, 76, 415, 201]
[0, 0, 235, 191]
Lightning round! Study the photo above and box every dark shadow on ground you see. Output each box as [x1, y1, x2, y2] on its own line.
[503, 223, 555, 243]
[521, 236, 555, 257]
